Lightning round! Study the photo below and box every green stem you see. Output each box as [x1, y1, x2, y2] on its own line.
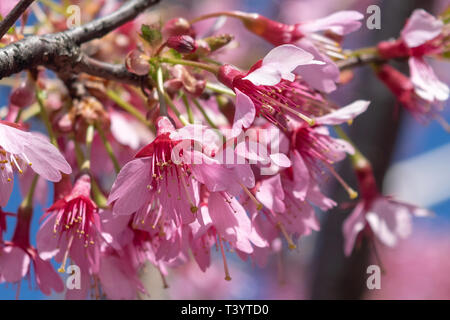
[205, 82, 235, 97]
[181, 93, 194, 124]
[164, 92, 189, 126]
[96, 123, 121, 174]
[334, 125, 370, 169]
[91, 177, 108, 209]
[106, 90, 151, 127]
[14, 108, 23, 123]
[156, 66, 168, 117]
[192, 98, 219, 130]
[160, 57, 219, 75]
[72, 136, 85, 169]
[36, 88, 58, 147]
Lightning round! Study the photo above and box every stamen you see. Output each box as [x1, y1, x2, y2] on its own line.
[58, 233, 75, 273]
[218, 236, 232, 281]
[239, 183, 262, 210]
[323, 161, 358, 199]
[277, 222, 296, 250]
[10, 155, 23, 173]
[180, 172, 198, 213]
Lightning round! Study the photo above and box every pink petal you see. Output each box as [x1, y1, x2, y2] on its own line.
[244, 44, 323, 86]
[0, 122, 27, 155]
[36, 213, 60, 260]
[110, 111, 141, 149]
[257, 175, 285, 212]
[316, 100, 370, 125]
[0, 246, 30, 283]
[0, 164, 14, 207]
[409, 57, 449, 102]
[300, 10, 364, 35]
[33, 256, 64, 296]
[98, 255, 138, 300]
[294, 39, 340, 93]
[108, 157, 152, 215]
[24, 133, 72, 182]
[231, 89, 256, 137]
[291, 150, 309, 201]
[342, 201, 366, 256]
[401, 9, 443, 48]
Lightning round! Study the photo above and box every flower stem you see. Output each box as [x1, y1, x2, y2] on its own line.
[164, 92, 189, 126]
[190, 11, 238, 24]
[96, 123, 121, 174]
[192, 98, 218, 130]
[106, 90, 151, 127]
[156, 66, 168, 117]
[334, 125, 370, 169]
[159, 57, 219, 75]
[205, 82, 235, 97]
[181, 93, 194, 124]
[36, 87, 58, 147]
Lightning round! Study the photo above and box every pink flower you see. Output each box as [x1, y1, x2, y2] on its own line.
[229, 10, 363, 93]
[376, 64, 447, 124]
[0, 207, 64, 296]
[193, 189, 267, 280]
[289, 100, 370, 202]
[342, 164, 432, 256]
[218, 44, 325, 136]
[377, 9, 449, 107]
[37, 174, 101, 274]
[0, 121, 72, 207]
[107, 117, 200, 226]
[247, 173, 320, 257]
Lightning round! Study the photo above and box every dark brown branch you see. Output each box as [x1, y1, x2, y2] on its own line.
[74, 54, 146, 86]
[0, 0, 35, 40]
[0, 0, 160, 85]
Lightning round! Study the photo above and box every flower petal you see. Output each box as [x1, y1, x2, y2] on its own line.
[316, 100, 370, 125]
[231, 89, 256, 137]
[401, 9, 443, 48]
[243, 44, 324, 86]
[300, 10, 364, 35]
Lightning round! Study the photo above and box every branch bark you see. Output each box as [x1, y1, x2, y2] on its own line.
[0, 0, 160, 86]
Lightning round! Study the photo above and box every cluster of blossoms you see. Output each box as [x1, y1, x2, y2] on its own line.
[0, 0, 449, 299]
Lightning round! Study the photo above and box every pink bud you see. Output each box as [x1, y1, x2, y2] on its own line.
[125, 50, 150, 76]
[167, 35, 197, 54]
[162, 17, 195, 38]
[10, 79, 35, 108]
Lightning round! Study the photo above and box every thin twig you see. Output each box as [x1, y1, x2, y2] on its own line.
[0, 0, 35, 40]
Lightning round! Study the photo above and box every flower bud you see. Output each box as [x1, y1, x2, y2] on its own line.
[230, 11, 303, 46]
[167, 35, 197, 54]
[162, 17, 195, 38]
[10, 79, 35, 108]
[125, 50, 150, 76]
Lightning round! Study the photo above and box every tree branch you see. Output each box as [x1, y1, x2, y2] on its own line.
[337, 53, 384, 70]
[0, 0, 35, 40]
[0, 0, 160, 85]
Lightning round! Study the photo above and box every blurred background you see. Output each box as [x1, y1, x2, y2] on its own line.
[0, 0, 449, 299]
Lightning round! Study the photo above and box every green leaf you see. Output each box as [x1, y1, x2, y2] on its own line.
[140, 24, 162, 47]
